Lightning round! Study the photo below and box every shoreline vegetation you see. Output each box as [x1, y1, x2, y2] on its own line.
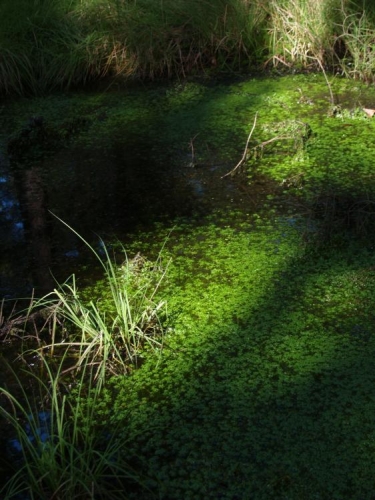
[1, 0, 375, 96]
[0, 230, 169, 498]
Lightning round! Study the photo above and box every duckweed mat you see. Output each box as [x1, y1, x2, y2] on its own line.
[3, 73, 375, 498]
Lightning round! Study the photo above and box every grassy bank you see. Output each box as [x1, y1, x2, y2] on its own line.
[1, 0, 375, 95]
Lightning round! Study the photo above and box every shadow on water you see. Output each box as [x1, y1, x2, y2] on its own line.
[64, 77, 375, 498]
[0, 76, 287, 299]
[2, 73, 375, 497]
[0, 135, 251, 299]
[113, 213, 375, 499]
[160, 277, 375, 498]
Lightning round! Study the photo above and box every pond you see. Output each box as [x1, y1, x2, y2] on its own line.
[2, 72, 375, 498]
[0, 76, 264, 298]
[0, 75, 371, 291]
[0, 75, 373, 297]
[2, 72, 373, 299]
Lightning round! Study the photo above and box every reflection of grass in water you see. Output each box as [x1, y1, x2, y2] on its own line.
[91, 210, 375, 499]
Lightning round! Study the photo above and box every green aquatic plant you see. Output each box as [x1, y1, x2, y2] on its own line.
[3, 70, 375, 498]
[33, 218, 169, 385]
[0, 356, 146, 500]
[97, 215, 375, 499]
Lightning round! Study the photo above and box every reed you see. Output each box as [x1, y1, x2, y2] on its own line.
[0, 356, 147, 499]
[2, 1, 375, 99]
[0, 0, 266, 94]
[96, 0, 266, 78]
[267, 0, 338, 69]
[338, 4, 375, 82]
[32, 218, 169, 387]
[0, 1, 93, 94]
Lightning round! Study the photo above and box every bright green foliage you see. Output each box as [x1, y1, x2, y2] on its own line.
[102, 212, 375, 499]
[35, 74, 375, 498]
[32, 219, 169, 386]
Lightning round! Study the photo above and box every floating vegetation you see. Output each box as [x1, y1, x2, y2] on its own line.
[2, 72, 375, 498]
[103, 210, 375, 499]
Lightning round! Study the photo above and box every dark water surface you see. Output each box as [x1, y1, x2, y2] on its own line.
[0, 135, 248, 298]
[1, 73, 374, 299]
[0, 80, 267, 299]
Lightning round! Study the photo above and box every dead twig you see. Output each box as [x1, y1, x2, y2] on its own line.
[309, 55, 335, 105]
[188, 133, 199, 167]
[0, 301, 59, 342]
[222, 113, 258, 179]
[256, 135, 292, 149]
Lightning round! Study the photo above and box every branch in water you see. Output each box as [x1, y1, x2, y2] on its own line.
[221, 112, 258, 179]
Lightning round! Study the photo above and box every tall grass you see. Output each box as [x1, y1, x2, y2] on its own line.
[0, 220, 167, 497]
[33, 219, 169, 387]
[0, 0, 267, 94]
[338, 5, 375, 82]
[0, 356, 148, 499]
[74, 0, 266, 79]
[0, 0, 116, 95]
[267, 0, 339, 68]
[1, 1, 375, 93]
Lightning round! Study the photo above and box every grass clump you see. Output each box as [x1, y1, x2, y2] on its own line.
[0, 222, 168, 498]
[267, 0, 337, 69]
[0, 356, 147, 499]
[0, 0, 105, 95]
[0, 0, 266, 95]
[338, 4, 375, 82]
[33, 220, 169, 386]
[3, 0, 375, 93]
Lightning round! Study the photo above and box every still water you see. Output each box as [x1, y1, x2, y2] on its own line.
[1, 73, 374, 299]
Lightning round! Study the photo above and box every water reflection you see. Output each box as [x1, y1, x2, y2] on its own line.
[21, 165, 55, 294]
[0, 131, 244, 299]
[0, 150, 28, 298]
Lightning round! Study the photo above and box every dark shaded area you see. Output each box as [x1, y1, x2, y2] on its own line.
[0, 76, 270, 298]
[307, 186, 375, 244]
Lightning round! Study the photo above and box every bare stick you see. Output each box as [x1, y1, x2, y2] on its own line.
[222, 112, 258, 179]
[307, 55, 335, 105]
[256, 135, 291, 149]
[189, 133, 199, 166]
